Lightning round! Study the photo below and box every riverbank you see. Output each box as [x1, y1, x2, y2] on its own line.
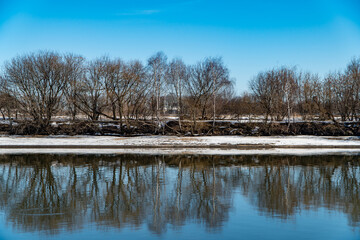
[2, 120, 360, 136]
[1, 135, 360, 155]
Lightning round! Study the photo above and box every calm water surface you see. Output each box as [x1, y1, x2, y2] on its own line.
[0, 154, 359, 240]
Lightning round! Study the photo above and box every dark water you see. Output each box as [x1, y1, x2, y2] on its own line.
[0, 154, 359, 240]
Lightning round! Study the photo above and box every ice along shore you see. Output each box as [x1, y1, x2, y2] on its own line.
[1, 135, 360, 155]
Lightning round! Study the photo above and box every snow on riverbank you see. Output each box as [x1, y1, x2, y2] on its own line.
[0, 135, 360, 155]
[0, 135, 360, 147]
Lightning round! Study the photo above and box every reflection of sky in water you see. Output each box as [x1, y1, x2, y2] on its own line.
[0, 154, 359, 240]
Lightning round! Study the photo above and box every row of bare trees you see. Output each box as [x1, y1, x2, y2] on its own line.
[1, 50, 360, 128]
[0, 51, 233, 127]
[249, 57, 360, 122]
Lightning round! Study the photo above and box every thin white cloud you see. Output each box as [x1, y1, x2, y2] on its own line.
[116, 9, 160, 16]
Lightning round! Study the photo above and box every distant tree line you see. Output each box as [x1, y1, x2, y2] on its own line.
[0, 50, 359, 130]
[249, 58, 360, 123]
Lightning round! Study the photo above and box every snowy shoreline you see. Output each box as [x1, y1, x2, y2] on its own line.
[0, 135, 360, 155]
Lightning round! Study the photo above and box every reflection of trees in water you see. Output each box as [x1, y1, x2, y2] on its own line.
[238, 156, 360, 227]
[0, 155, 235, 234]
[0, 154, 359, 234]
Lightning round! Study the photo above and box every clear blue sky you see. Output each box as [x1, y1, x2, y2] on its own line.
[1, 0, 360, 93]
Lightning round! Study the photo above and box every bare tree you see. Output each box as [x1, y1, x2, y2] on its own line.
[0, 91, 17, 121]
[250, 71, 273, 122]
[250, 67, 297, 124]
[278, 67, 298, 127]
[147, 52, 167, 121]
[124, 61, 148, 120]
[208, 57, 232, 130]
[63, 54, 85, 121]
[166, 58, 187, 131]
[185, 58, 231, 132]
[5, 51, 71, 126]
[345, 57, 360, 120]
[75, 57, 109, 121]
[226, 92, 256, 121]
[250, 69, 284, 122]
[103, 58, 124, 120]
[0, 76, 18, 121]
[321, 74, 337, 121]
[324, 72, 354, 121]
[297, 72, 322, 120]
